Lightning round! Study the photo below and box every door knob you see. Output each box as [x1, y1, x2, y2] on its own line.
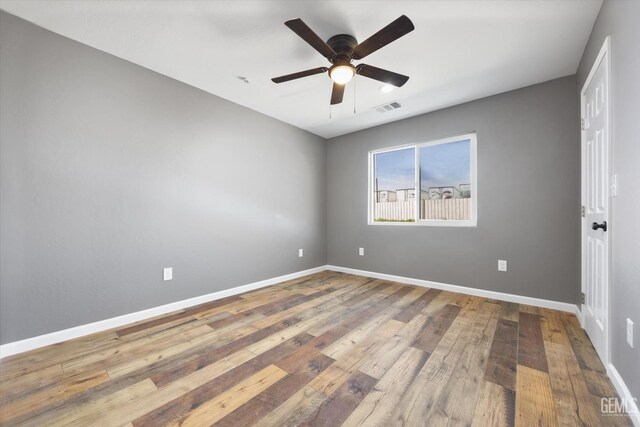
[592, 221, 607, 232]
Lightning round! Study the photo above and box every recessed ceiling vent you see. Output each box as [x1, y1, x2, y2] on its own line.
[373, 101, 402, 113]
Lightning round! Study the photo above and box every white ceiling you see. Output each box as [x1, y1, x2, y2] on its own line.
[0, 0, 601, 138]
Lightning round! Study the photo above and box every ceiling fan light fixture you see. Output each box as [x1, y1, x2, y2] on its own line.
[272, 16, 414, 105]
[329, 64, 355, 85]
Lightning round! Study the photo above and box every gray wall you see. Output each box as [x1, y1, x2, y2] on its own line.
[0, 11, 326, 344]
[327, 76, 580, 304]
[577, 0, 640, 402]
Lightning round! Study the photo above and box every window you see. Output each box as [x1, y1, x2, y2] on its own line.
[371, 147, 416, 222]
[369, 133, 477, 226]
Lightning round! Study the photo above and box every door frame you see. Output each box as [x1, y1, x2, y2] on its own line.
[580, 35, 612, 367]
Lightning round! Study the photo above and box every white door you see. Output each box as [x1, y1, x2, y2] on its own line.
[581, 37, 610, 364]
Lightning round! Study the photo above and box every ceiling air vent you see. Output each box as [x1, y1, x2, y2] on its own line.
[373, 101, 402, 113]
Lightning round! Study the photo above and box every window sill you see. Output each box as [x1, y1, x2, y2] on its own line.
[368, 220, 477, 227]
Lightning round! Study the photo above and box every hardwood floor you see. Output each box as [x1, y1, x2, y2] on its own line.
[0, 271, 631, 426]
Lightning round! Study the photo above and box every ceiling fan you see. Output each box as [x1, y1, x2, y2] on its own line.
[272, 16, 415, 105]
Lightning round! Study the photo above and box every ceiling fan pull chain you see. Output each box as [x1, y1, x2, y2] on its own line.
[353, 78, 357, 114]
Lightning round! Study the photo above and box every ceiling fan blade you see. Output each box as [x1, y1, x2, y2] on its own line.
[285, 18, 336, 60]
[352, 15, 414, 60]
[272, 67, 328, 83]
[330, 83, 345, 105]
[356, 64, 409, 87]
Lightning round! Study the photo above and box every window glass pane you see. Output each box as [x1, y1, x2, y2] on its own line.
[373, 147, 415, 222]
[419, 139, 471, 220]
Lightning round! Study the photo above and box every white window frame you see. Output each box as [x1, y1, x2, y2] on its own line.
[368, 132, 477, 227]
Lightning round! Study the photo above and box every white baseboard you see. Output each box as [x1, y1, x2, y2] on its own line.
[0, 264, 583, 359]
[326, 265, 577, 313]
[607, 363, 640, 426]
[0, 265, 328, 359]
[575, 305, 585, 327]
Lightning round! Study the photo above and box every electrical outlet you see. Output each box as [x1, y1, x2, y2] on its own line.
[359, 248, 364, 256]
[498, 260, 507, 272]
[298, 249, 303, 258]
[163, 267, 173, 281]
[627, 318, 634, 348]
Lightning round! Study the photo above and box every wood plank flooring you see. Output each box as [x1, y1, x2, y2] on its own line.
[0, 271, 631, 426]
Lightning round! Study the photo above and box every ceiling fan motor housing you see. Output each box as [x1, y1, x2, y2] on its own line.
[327, 34, 358, 63]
